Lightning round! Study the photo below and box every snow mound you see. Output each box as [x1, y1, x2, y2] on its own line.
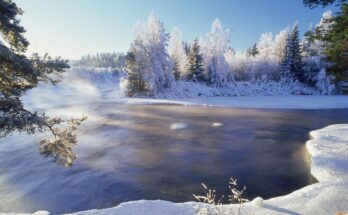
[307, 124, 348, 182]
[61, 124, 348, 215]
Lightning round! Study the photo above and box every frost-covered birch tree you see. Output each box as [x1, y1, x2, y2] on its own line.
[168, 27, 188, 80]
[258, 32, 274, 59]
[204, 19, 233, 86]
[273, 27, 291, 63]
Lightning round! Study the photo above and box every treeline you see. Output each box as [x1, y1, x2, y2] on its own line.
[72, 52, 125, 69]
[119, 4, 347, 97]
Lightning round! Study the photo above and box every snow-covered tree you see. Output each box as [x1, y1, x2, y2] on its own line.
[302, 11, 334, 86]
[172, 57, 181, 80]
[204, 19, 232, 86]
[168, 27, 188, 79]
[289, 23, 304, 82]
[226, 51, 253, 81]
[255, 32, 280, 80]
[122, 13, 173, 95]
[302, 25, 324, 85]
[187, 38, 206, 82]
[258, 32, 274, 59]
[247, 43, 259, 57]
[303, 11, 332, 59]
[279, 23, 304, 82]
[273, 27, 290, 63]
[121, 39, 152, 96]
[74, 52, 125, 69]
[316, 68, 335, 94]
[280, 33, 293, 81]
[183, 41, 191, 55]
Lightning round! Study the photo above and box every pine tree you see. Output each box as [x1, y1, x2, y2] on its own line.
[247, 43, 259, 57]
[304, 0, 346, 8]
[0, 0, 85, 167]
[318, 3, 348, 83]
[183, 41, 191, 55]
[207, 57, 218, 85]
[280, 33, 293, 81]
[124, 47, 143, 96]
[169, 27, 187, 80]
[303, 25, 316, 57]
[172, 57, 181, 81]
[187, 39, 205, 82]
[279, 24, 304, 82]
[290, 23, 304, 82]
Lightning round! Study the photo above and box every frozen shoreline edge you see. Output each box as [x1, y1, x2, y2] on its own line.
[112, 95, 348, 110]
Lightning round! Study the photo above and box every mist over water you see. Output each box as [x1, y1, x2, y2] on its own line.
[1, 69, 348, 214]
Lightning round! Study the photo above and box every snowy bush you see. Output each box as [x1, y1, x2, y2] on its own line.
[193, 178, 249, 215]
[226, 52, 279, 82]
[315, 69, 335, 95]
[157, 79, 318, 98]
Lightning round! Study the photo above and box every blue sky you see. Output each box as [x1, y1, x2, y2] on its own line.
[16, 0, 336, 60]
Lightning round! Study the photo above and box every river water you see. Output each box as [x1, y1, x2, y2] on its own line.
[1, 101, 348, 214]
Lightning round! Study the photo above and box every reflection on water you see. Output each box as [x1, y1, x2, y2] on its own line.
[0, 103, 348, 214]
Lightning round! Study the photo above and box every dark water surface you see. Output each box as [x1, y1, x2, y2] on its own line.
[1, 103, 348, 214]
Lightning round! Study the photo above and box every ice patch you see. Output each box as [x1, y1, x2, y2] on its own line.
[170, 123, 187, 130]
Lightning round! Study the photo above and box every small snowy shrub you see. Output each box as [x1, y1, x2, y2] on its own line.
[193, 183, 224, 205]
[193, 177, 249, 215]
[315, 68, 335, 95]
[156, 79, 318, 98]
[119, 76, 131, 97]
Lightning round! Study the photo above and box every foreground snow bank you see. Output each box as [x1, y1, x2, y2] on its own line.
[62, 124, 348, 215]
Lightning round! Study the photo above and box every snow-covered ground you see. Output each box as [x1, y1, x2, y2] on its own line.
[117, 95, 348, 109]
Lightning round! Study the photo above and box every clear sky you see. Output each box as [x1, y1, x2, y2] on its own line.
[16, 0, 337, 60]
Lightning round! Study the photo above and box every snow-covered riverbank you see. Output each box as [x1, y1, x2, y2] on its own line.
[116, 95, 348, 109]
